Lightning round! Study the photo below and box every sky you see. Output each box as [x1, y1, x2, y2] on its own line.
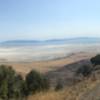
[0, 0, 100, 41]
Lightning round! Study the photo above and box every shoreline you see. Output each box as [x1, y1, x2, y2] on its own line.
[0, 52, 96, 76]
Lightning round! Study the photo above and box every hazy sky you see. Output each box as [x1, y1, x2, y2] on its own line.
[0, 0, 100, 40]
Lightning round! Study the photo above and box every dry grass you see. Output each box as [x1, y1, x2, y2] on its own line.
[0, 52, 94, 76]
[28, 78, 100, 100]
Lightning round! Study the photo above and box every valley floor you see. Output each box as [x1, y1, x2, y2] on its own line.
[0, 52, 95, 76]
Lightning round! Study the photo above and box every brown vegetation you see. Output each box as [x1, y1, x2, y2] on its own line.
[28, 78, 100, 100]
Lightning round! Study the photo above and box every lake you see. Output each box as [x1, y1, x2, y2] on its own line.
[0, 43, 100, 62]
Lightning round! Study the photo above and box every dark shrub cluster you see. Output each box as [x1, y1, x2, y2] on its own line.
[76, 65, 93, 77]
[55, 81, 63, 91]
[0, 65, 25, 100]
[0, 65, 49, 100]
[26, 70, 49, 95]
[76, 54, 100, 78]
[90, 54, 100, 66]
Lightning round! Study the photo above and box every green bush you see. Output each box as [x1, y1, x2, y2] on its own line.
[91, 55, 100, 66]
[0, 65, 25, 100]
[76, 65, 93, 77]
[26, 70, 49, 94]
[55, 81, 63, 91]
[0, 65, 50, 99]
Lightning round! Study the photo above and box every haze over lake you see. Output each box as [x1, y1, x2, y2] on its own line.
[0, 38, 100, 62]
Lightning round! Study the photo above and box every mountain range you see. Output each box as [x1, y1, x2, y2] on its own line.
[1, 37, 100, 46]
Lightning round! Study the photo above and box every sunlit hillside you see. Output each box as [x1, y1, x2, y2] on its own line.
[28, 78, 100, 100]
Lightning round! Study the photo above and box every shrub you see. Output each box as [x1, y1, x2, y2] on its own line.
[76, 65, 93, 77]
[0, 65, 25, 100]
[55, 81, 63, 91]
[26, 70, 49, 94]
[90, 55, 100, 66]
[0, 80, 8, 100]
[0, 65, 50, 99]
[8, 74, 26, 99]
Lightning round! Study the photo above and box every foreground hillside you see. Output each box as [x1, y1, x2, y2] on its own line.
[27, 54, 100, 100]
[0, 52, 100, 100]
[28, 78, 100, 100]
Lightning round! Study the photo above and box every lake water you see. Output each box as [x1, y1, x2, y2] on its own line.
[0, 43, 100, 62]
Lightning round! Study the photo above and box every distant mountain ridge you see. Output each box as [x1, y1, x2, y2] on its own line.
[45, 37, 100, 42]
[1, 37, 100, 46]
[2, 40, 40, 44]
[0, 40, 41, 46]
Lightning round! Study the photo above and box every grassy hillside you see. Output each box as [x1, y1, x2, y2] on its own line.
[0, 54, 99, 100]
[28, 78, 100, 100]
